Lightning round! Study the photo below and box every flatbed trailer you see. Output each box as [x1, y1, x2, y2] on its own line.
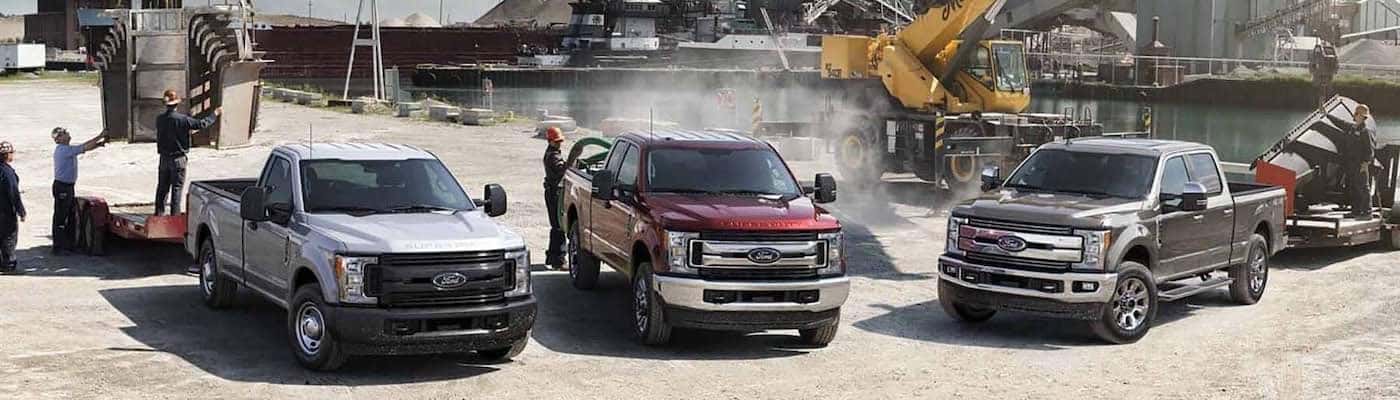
[70, 199, 187, 255]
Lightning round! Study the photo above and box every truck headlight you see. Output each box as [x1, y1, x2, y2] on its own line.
[334, 255, 378, 305]
[506, 248, 531, 297]
[1073, 230, 1112, 271]
[946, 217, 967, 256]
[666, 231, 699, 274]
[818, 231, 845, 276]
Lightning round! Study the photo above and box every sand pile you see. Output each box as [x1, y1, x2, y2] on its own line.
[1339, 39, 1400, 65]
[474, 0, 573, 27]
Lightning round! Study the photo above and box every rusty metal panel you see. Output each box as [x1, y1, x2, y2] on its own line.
[211, 61, 264, 149]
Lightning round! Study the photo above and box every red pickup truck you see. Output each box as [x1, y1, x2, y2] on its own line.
[561, 129, 848, 346]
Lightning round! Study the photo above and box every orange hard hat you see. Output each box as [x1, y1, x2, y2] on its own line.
[546, 126, 564, 143]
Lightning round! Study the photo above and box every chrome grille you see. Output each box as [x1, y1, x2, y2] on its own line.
[957, 223, 1083, 270]
[966, 218, 1073, 235]
[689, 233, 827, 280]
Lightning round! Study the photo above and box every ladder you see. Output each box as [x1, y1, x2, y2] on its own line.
[342, 0, 384, 100]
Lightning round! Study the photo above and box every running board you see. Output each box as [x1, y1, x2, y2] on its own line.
[1158, 277, 1233, 302]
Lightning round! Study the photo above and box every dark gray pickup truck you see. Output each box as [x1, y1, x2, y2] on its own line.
[939, 139, 1287, 343]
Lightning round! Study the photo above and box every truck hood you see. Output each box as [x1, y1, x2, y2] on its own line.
[643, 194, 840, 232]
[952, 189, 1148, 229]
[304, 211, 525, 254]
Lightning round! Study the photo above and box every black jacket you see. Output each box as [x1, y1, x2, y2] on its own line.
[1327, 114, 1376, 165]
[0, 162, 25, 220]
[156, 107, 217, 157]
[543, 144, 566, 190]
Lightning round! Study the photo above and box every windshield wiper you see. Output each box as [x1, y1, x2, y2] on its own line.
[1003, 183, 1052, 193]
[307, 206, 383, 216]
[649, 188, 713, 194]
[1062, 189, 1119, 199]
[385, 204, 460, 213]
[716, 190, 787, 196]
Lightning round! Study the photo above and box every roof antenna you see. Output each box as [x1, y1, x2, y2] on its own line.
[308, 122, 314, 158]
[649, 107, 654, 141]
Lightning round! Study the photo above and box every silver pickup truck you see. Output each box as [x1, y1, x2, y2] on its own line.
[186, 143, 535, 370]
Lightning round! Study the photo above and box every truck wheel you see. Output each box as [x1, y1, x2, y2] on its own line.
[477, 337, 529, 362]
[568, 222, 600, 290]
[199, 238, 238, 309]
[83, 211, 106, 256]
[835, 132, 882, 186]
[632, 263, 673, 345]
[938, 280, 996, 323]
[798, 311, 840, 347]
[1229, 234, 1269, 305]
[1090, 263, 1157, 344]
[289, 284, 349, 371]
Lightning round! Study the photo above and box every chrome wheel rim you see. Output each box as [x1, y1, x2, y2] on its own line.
[296, 303, 324, 355]
[1249, 246, 1267, 294]
[1113, 278, 1150, 331]
[200, 248, 215, 296]
[632, 276, 649, 334]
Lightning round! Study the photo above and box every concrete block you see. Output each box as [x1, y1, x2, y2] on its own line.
[428, 105, 460, 122]
[350, 99, 369, 114]
[295, 92, 323, 106]
[537, 118, 577, 134]
[460, 108, 497, 125]
[396, 101, 423, 118]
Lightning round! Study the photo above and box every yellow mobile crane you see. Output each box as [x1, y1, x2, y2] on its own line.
[819, 0, 1101, 187]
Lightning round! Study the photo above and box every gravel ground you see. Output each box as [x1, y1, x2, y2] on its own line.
[1, 80, 1398, 399]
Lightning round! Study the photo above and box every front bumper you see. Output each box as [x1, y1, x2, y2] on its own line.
[327, 296, 537, 356]
[939, 255, 1116, 319]
[653, 275, 849, 331]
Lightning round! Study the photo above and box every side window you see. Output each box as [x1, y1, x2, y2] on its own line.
[617, 145, 641, 189]
[1185, 153, 1223, 195]
[604, 141, 633, 174]
[1160, 156, 1189, 198]
[967, 47, 992, 84]
[264, 157, 294, 206]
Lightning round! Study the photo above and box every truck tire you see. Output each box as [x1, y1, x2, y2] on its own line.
[632, 263, 673, 345]
[199, 238, 238, 309]
[1090, 263, 1157, 344]
[478, 337, 529, 362]
[82, 210, 106, 256]
[835, 132, 882, 186]
[1229, 234, 1269, 305]
[289, 284, 350, 371]
[798, 311, 840, 347]
[568, 221, 600, 290]
[938, 280, 996, 323]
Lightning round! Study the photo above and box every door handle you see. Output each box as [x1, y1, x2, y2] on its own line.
[1223, 209, 1233, 215]
[1192, 215, 1204, 221]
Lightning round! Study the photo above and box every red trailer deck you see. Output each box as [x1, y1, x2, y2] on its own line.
[73, 197, 187, 255]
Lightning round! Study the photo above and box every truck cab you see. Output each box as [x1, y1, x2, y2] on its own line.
[560, 130, 847, 346]
[186, 143, 535, 370]
[940, 139, 1286, 343]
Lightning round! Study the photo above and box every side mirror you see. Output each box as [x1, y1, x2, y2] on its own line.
[980, 165, 1002, 191]
[813, 173, 837, 204]
[239, 187, 270, 222]
[592, 170, 616, 201]
[1179, 182, 1208, 212]
[484, 184, 508, 217]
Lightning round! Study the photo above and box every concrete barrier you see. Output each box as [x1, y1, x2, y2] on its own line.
[295, 92, 323, 106]
[350, 99, 369, 114]
[396, 102, 423, 118]
[460, 108, 497, 126]
[428, 105, 460, 122]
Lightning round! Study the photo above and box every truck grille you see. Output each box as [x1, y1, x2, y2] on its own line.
[966, 218, 1073, 235]
[966, 252, 1071, 272]
[369, 251, 514, 307]
[689, 232, 828, 281]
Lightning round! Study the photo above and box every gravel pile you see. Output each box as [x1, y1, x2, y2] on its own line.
[1339, 39, 1400, 65]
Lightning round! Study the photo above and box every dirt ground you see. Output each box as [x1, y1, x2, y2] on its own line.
[1, 80, 1398, 400]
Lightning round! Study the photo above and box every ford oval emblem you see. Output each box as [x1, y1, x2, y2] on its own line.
[431, 272, 469, 290]
[996, 235, 1028, 252]
[746, 247, 783, 264]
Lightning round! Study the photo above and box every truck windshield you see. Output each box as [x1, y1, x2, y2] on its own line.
[646, 148, 801, 196]
[1004, 149, 1157, 199]
[992, 43, 1029, 91]
[300, 159, 474, 214]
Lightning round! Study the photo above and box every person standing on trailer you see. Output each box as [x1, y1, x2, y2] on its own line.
[0, 142, 26, 273]
[154, 89, 220, 216]
[542, 127, 567, 270]
[50, 127, 107, 255]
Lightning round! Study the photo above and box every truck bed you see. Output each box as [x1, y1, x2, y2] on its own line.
[191, 179, 258, 200]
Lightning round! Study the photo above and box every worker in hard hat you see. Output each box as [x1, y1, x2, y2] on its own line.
[50, 127, 107, 255]
[543, 126, 567, 270]
[1343, 104, 1376, 219]
[0, 142, 25, 273]
[154, 89, 220, 216]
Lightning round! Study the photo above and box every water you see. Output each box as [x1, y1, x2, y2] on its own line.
[310, 78, 1400, 165]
